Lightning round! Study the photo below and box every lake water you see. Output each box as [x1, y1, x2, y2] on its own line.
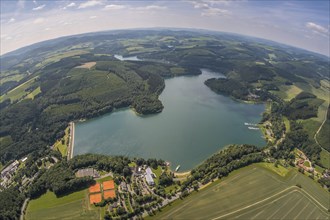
[74, 69, 266, 171]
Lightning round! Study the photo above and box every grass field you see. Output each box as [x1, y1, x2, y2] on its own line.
[152, 166, 163, 185]
[0, 76, 38, 102]
[283, 116, 290, 132]
[272, 84, 302, 101]
[25, 86, 41, 100]
[54, 127, 69, 157]
[151, 163, 330, 220]
[25, 190, 101, 220]
[319, 149, 330, 169]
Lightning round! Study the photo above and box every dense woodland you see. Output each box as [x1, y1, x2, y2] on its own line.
[180, 145, 264, 190]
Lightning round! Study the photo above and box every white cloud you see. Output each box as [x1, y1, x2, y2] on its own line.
[306, 22, 329, 35]
[201, 8, 230, 16]
[78, 0, 103, 9]
[33, 17, 44, 24]
[190, 1, 230, 17]
[63, 2, 76, 9]
[193, 3, 209, 9]
[33, 4, 46, 11]
[8, 18, 16, 23]
[45, 27, 51, 31]
[136, 5, 167, 10]
[90, 16, 97, 19]
[103, 4, 126, 10]
[33, 0, 37, 5]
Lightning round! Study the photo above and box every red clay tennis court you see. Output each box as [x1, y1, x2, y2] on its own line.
[89, 193, 102, 204]
[103, 190, 116, 199]
[102, 180, 115, 190]
[89, 183, 101, 193]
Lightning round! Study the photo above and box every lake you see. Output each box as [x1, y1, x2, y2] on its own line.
[74, 69, 266, 171]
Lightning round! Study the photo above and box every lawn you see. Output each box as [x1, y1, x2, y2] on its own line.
[152, 166, 163, 185]
[304, 161, 311, 167]
[151, 163, 330, 220]
[54, 126, 69, 157]
[319, 149, 330, 169]
[25, 189, 101, 220]
[258, 162, 289, 177]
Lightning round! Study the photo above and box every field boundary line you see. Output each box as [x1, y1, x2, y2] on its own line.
[210, 186, 297, 220]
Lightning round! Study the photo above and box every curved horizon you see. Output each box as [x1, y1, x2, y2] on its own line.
[1, 0, 329, 56]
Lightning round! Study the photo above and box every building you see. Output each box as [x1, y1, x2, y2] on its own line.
[145, 167, 155, 186]
[120, 181, 128, 191]
[1, 160, 19, 179]
[21, 157, 28, 163]
[76, 168, 100, 178]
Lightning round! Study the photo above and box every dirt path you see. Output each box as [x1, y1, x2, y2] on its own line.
[20, 198, 29, 220]
[314, 104, 329, 150]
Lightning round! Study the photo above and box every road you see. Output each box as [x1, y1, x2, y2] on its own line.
[67, 122, 75, 160]
[314, 104, 329, 150]
[20, 198, 29, 220]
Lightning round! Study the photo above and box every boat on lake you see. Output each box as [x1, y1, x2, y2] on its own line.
[175, 165, 181, 172]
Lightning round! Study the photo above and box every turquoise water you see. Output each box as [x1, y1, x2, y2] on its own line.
[74, 69, 266, 171]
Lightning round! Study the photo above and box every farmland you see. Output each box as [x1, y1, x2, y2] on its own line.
[0, 76, 39, 103]
[151, 163, 330, 219]
[25, 189, 100, 220]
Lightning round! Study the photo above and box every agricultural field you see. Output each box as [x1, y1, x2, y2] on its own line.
[25, 190, 101, 220]
[0, 76, 39, 102]
[151, 163, 330, 220]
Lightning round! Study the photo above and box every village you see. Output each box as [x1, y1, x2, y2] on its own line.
[76, 163, 184, 218]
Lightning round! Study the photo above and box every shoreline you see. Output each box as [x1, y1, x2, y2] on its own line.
[173, 171, 191, 177]
[67, 122, 75, 160]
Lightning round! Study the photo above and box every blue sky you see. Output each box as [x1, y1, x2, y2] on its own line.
[1, 0, 329, 56]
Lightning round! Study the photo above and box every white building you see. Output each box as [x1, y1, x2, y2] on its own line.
[145, 167, 155, 186]
[1, 160, 19, 179]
